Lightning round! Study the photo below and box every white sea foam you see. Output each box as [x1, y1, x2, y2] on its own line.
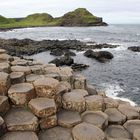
[102, 83, 136, 106]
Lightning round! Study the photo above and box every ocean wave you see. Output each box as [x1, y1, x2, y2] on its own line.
[102, 83, 136, 106]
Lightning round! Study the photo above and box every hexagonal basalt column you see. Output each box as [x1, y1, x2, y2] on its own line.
[0, 62, 11, 73]
[105, 108, 126, 125]
[58, 110, 82, 128]
[62, 91, 86, 112]
[1, 132, 39, 140]
[4, 108, 38, 131]
[0, 116, 6, 137]
[10, 72, 25, 84]
[28, 98, 57, 118]
[85, 95, 105, 111]
[39, 115, 57, 129]
[73, 74, 87, 89]
[105, 125, 131, 139]
[104, 98, 119, 109]
[11, 59, 28, 66]
[26, 74, 44, 83]
[11, 66, 31, 75]
[39, 126, 73, 140]
[0, 96, 10, 116]
[81, 111, 108, 130]
[0, 54, 13, 63]
[33, 77, 59, 98]
[124, 120, 140, 135]
[0, 49, 6, 54]
[72, 122, 105, 140]
[8, 83, 36, 106]
[118, 104, 139, 120]
[0, 72, 11, 96]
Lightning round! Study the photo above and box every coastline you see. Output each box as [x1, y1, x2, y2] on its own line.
[0, 23, 108, 32]
[0, 48, 140, 139]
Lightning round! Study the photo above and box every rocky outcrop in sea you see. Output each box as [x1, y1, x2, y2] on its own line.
[1, 48, 140, 140]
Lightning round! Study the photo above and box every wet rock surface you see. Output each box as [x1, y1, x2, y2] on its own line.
[0, 38, 117, 56]
[0, 49, 139, 140]
[128, 46, 140, 52]
[84, 49, 114, 62]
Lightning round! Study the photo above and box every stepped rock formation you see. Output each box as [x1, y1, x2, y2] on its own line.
[0, 48, 140, 140]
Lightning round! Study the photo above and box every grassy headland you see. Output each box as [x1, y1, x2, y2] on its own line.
[0, 8, 107, 29]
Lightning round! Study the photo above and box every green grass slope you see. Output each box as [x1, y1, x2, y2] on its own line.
[0, 15, 15, 25]
[0, 8, 107, 29]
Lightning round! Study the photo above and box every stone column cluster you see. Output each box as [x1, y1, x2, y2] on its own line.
[0, 49, 140, 140]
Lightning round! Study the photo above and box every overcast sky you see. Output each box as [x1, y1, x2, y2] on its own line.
[0, 0, 140, 24]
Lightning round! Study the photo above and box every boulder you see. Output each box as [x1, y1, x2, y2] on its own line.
[0, 116, 6, 137]
[128, 46, 140, 52]
[33, 77, 59, 98]
[133, 129, 140, 140]
[73, 74, 87, 89]
[105, 108, 126, 125]
[105, 125, 131, 139]
[4, 108, 38, 131]
[86, 84, 98, 95]
[11, 66, 31, 75]
[39, 126, 73, 140]
[10, 72, 25, 84]
[0, 72, 11, 96]
[62, 91, 86, 112]
[28, 98, 57, 118]
[50, 48, 64, 56]
[39, 115, 57, 129]
[81, 111, 108, 130]
[71, 63, 89, 71]
[85, 95, 105, 111]
[0, 63, 11, 73]
[49, 55, 74, 66]
[8, 83, 36, 106]
[0, 96, 10, 116]
[104, 98, 119, 109]
[72, 122, 105, 140]
[50, 48, 76, 56]
[118, 104, 139, 120]
[124, 120, 140, 135]
[84, 49, 114, 62]
[58, 110, 82, 128]
[1, 132, 39, 140]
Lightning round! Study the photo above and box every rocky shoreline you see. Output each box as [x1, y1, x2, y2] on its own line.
[0, 38, 118, 71]
[0, 38, 118, 56]
[1, 48, 140, 140]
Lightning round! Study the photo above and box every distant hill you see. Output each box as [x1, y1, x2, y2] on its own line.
[59, 8, 106, 26]
[0, 8, 107, 29]
[0, 15, 15, 24]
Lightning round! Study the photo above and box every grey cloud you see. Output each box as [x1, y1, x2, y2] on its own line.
[0, 0, 140, 23]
